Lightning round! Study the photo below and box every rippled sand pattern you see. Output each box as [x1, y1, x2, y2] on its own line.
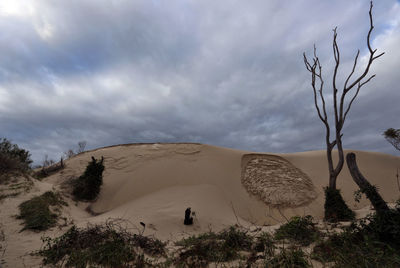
[242, 154, 317, 208]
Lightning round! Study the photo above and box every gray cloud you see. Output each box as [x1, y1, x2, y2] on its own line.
[0, 0, 399, 164]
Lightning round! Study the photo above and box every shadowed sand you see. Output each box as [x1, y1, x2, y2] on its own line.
[1, 143, 399, 267]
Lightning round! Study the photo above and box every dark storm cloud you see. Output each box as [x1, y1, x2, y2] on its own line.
[0, 0, 399, 164]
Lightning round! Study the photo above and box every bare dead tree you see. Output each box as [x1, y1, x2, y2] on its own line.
[303, 1, 384, 190]
[77, 141, 87, 154]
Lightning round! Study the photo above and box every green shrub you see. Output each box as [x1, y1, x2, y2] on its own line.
[274, 215, 320, 246]
[17, 191, 66, 231]
[312, 209, 400, 267]
[266, 247, 311, 268]
[38, 221, 165, 268]
[72, 156, 104, 201]
[324, 187, 355, 222]
[176, 226, 253, 265]
[255, 232, 275, 256]
[312, 230, 400, 267]
[0, 138, 32, 181]
[358, 208, 400, 250]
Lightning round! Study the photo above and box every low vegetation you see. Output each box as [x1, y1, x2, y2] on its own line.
[34, 206, 400, 267]
[38, 220, 166, 268]
[175, 225, 253, 266]
[312, 212, 400, 267]
[34, 158, 65, 180]
[0, 138, 32, 183]
[268, 247, 311, 268]
[72, 156, 105, 201]
[274, 215, 320, 246]
[17, 191, 67, 231]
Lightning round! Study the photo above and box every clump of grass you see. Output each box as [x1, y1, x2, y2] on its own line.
[17, 191, 67, 231]
[0, 177, 33, 201]
[274, 215, 320, 246]
[175, 225, 253, 266]
[324, 187, 355, 222]
[254, 231, 275, 256]
[38, 220, 166, 268]
[267, 247, 311, 268]
[72, 156, 104, 201]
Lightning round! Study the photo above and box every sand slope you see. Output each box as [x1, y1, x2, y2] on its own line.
[49, 143, 400, 230]
[1, 143, 399, 267]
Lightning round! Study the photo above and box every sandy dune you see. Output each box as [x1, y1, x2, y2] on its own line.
[1, 143, 399, 267]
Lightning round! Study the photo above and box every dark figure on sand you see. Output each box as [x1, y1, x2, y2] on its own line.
[184, 207, 193, 225]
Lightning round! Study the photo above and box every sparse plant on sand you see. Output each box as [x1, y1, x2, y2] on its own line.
[72, 156, 105, 201]
[268, 247, 311, 268]
[175, 225, 253, 266]
[17, 191, 67, 231]
[312, 213, 400, 267]
[303, 1, 383, 221]
[38, 220, 165, 268]
[274, 215, 320, 246]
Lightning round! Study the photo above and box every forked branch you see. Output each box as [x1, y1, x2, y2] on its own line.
[339, 1, 384, 125]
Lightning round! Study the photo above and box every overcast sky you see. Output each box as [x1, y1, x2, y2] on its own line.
[0, 0, 399, 164]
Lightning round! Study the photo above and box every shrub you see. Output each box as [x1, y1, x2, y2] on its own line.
[254, 232, 275, 256]
[72, 156, 104, 201]
[267, 247, 311, 268]
[17, 191, 66, 231]
[324, 187, 355, 222]
[358, 208, 400, 250]
[312, 209, 400, 267]
[38, 221, 165, 268]
[0, 138, 32, 178]
[312, 230, 400, 267]
[175, 226, 253, 265]
[274, 215, 320, 246]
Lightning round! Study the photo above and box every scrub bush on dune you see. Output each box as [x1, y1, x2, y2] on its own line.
[72, 156, 105, 201]
[38, 220, 166, 268]
[274, 215, 320, 246]
[0, 138, 32, 182]
[17, 191, 67, 231]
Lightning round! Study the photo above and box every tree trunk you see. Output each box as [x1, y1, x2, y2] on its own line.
[346, 153, 389, 214]
[326, 146, 337, 189]
[329, 173, 337, 189]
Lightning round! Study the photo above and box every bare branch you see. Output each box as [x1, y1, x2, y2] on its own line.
[344, 1, 384, 93]
[304, 50, 329, 125]
[343, 74, 375, 121]
[343, 50, 360, 90]
[332, 28, 340, 127]
[367, 1, 374, 54]
[359, 74, 375, 87]
[372, 52, 384, 61]
[343, 83, 361, 121]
